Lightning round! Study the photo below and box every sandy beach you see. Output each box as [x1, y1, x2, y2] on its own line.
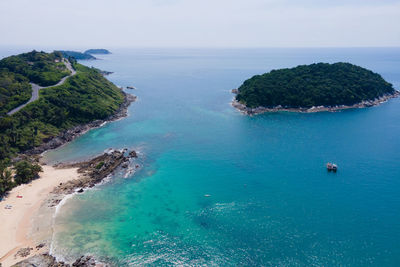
[0, 165, 79, 267]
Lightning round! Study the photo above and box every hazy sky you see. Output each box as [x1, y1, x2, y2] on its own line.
[0, 0, 399, 48]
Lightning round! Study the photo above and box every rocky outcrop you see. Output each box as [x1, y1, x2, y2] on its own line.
[53, 148, 138, 195]
[99, 70, 113, 76]
[12, 254, 107, 267]
[25, 93, 136, 155]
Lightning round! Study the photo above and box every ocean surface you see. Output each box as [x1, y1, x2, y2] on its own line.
[3, 47, 400, 266]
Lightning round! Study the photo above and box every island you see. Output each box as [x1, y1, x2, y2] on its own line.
[232, 62, 399, 115]
[57, 50, 96, 60]
[84, 49, 111, 55]
[57, 49, 112, 61]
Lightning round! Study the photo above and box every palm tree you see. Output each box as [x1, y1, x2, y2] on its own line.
[0, 165, 13, 196]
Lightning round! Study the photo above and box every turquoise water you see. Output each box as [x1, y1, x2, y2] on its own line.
[39, 48, 400, 265]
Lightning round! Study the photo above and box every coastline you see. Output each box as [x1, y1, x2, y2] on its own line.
[26, 91, 136, 155]
[231, 90, 400, 115]
[0, 165, 79, 266]
[0, 91, 137, 267]
[0, 149, 138, 267]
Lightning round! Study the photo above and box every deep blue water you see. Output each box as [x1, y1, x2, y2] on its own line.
[3, 48, 400, 266]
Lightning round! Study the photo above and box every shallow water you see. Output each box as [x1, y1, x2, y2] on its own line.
[8, 48, 400, 266]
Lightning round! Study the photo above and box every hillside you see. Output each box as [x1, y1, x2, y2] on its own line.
[0, 51, 72, 116]
[0, 51, 126, 196]
[0, 51, 70, 86]
[235, 63, 396, 109]
[0, 62, 124, 158]
[0, 70, 31, 116]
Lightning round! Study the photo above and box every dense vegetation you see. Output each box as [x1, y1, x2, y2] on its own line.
[84, 49, 111, 54]
[236, 63, 395, 108]
[0, 160, 42, 196]
[0, 51, 125, 196]
[0, 51, 69, 87]
[57, 50, 96, 60]
[0, 70, 31, 115]
[0, 162, 13, 196]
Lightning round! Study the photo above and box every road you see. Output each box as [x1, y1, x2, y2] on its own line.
[7, 59, 77, 116]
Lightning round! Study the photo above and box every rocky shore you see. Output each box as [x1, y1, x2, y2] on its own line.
[53, 148, 138, 195]
[12, 254, 105, 267]
[231, 89, 400, 115]
[25, 92, 137, 155]
[4, 91, 138, 267]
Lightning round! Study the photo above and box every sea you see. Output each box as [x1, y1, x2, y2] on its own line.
[2, 47, 400, 266]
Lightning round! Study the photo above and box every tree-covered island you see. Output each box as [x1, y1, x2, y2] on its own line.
[233, 62, 399, 114]
[57, 50, 96, 60]
[84, 49, 111, 55]
[57, 49, 111, 61]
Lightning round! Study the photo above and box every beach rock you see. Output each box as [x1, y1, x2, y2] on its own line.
[72, 256, 97, 266]
[52, 149, 138, 195]
[12, 254, 59, 267]
[15, 247, 33, 258]
[121, 162, 129, 168]
[36, 243, 46, 250]
[129, 150, 137, 158]
[13, 253, 108, 267]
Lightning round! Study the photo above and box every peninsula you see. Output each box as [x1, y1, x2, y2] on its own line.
[233, 62, 399, 115]
[0, 50, 137, 265]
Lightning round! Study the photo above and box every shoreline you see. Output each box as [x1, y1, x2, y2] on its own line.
[0, 149, 138, 267]
[0, 165, 80, 267]
[0, 91, 137, 267]
[26, 91, 136, 156]
[231, 90, 400, 115]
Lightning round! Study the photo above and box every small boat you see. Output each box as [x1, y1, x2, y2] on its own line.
[127, 86, 136, 90]
[326, 163, 338, 172]
[204, 194, 211, 197]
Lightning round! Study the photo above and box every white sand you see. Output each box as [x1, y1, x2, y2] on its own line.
[0, 165, 79, 267]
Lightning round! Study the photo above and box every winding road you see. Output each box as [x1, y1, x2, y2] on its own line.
[7, 59, 76, 116]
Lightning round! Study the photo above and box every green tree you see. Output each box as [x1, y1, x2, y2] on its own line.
[236, 62, 395, 108]
[14, 160, 42, 184]
[0, 163, 13, 196]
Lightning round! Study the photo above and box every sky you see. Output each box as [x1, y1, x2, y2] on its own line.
[0, 0, 399, 48]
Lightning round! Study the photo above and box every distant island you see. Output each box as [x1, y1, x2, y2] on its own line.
[57, 49, 111, 60]
[233, 62, 399, 114]
[84, 49, 111, 55]
[57, 50, 96, 60]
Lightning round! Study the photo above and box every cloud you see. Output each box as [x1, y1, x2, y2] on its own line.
[0, 0, 399, 48]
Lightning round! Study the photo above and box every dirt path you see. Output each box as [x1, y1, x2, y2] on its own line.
[7, 59, 77, 116]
